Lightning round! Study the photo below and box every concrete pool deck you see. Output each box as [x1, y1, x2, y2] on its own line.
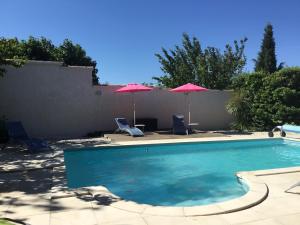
[1, 132, 300, 225]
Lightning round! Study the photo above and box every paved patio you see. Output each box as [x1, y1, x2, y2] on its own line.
[1, 133, 300, 225]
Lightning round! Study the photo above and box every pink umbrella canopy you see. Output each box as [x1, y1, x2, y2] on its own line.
[170, 83, 208, 124]
[170, 83, 208, 93]
[115, 84, 153, 125]
[115, 83, 153, 93]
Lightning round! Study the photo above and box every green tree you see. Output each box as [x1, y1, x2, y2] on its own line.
[0, 37, 99, 84]
[227, 68, 300, 131]
[58, 39, 99, 84]
[21, 36, 58, 61]
[0, 38, 26, 77]
[153, 33, 247, 89]
[254, 23, 283, 73]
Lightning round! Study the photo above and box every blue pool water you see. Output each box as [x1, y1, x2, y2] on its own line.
[64, 139, 300, 206]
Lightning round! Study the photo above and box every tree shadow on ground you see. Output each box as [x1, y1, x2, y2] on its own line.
[0, 170, 116, 224]
[0, 169, 52, 194]
[54, 138, 111, 149]
[0, 145, 56, 172]
[0, 139, 115, 224]
[0, 137, 111, 172]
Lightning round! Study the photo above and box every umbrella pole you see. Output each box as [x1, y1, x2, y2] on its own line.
[133, 93, 136, 126]
[188, 93, 191, 124]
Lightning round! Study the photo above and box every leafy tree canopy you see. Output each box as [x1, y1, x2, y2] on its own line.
[0, 36, 99, 84]
[21, 36, 58, 61]
[0, 38, 26, 77]
[153, 33, 247, 89]
[227, 67, 300, 131]
[59, 39, 98, 84]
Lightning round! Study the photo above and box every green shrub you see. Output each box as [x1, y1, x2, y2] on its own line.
[227, 67, 300, 131]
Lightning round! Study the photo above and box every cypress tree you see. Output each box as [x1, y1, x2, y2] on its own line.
[255, 23, 277, 73]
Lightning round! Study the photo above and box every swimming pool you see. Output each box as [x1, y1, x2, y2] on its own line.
[64, 139, 300, 206]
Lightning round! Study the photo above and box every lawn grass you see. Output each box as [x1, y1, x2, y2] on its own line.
[0, 219, 15, 225]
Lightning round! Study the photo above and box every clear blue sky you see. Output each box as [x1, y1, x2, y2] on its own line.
[1, 0, 300, 84]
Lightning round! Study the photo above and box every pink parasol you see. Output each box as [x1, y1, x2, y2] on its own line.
[115, 83, 153, 93]
[170, 83, 208, 124]
[115, 84, 153, 125]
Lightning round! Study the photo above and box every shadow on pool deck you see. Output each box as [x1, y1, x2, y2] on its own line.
[0, 137, 123, 224]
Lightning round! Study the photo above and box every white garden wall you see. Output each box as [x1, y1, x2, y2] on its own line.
[0, 61, 233, 139]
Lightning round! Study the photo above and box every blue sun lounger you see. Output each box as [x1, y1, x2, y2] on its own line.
[115, 118, 144, 137]
[269, 124, 300, 137]
[172, 114, 188, 135]
[6, 121, 49, 153]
